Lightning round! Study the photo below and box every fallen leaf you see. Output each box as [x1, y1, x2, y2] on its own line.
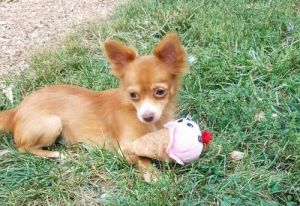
[0, 150, 11, 157]
[1, 84, 14, 104]
[188, 54, 197, 65]
[230, 151, 244, 162]
[254, 112, 265, 121]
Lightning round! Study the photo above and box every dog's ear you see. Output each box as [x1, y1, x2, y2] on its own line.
[154, 33, 187, 75]
[104, 39, 137, 76]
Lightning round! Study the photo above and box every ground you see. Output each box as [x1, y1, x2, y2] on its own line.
[0, 0, 123, 78]
[0, 0, 300, 205]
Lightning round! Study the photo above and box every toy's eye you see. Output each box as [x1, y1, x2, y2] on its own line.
[198, 135, 202, 142]
[177, 119, 183, 123]
[187, 123, 193, 128]
[129, 91, 139, 101]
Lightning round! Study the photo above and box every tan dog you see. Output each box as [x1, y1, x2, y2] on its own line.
[0, 34, 187, 180]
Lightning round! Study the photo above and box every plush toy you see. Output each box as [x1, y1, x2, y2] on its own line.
[123, 117, 212, 165]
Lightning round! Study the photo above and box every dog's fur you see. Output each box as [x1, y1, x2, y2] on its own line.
[0, 34, 186, 178]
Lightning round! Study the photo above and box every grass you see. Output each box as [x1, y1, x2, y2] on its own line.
[1, 0, 300, 205]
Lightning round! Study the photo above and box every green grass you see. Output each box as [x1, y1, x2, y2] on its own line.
[1, 0, 300, 205]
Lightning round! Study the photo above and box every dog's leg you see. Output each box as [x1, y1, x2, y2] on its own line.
[18, 148, 65, 159]
[137, 156, 160, 183]
[14, 115, 63, 158]
[122, 150, 158, 183]
[119, 130, 160, 183]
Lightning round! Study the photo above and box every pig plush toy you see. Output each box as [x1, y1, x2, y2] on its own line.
[123, 116, 212, 165]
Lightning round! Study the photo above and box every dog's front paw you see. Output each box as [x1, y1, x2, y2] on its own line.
[53, 151, 67, 161]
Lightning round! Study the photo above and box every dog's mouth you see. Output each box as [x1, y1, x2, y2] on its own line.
[141, 112, 155, 123]
[137, 112, 161, 124]
[136, 99, 164, 124]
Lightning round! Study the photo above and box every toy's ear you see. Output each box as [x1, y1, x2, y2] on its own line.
[186, 115, 192, 121]
[165, 122, 185, 165]
[104, 39, 137, 77]
[153, 33, 187, 75]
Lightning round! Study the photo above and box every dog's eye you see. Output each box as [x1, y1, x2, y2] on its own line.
[177, 118, 183, 123]
[187, 123, 193, 128]
[129, 92, 139, 100]
[154, 88, 166, 98]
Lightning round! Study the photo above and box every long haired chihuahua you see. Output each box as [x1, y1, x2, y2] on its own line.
[0, 34, 187, 181]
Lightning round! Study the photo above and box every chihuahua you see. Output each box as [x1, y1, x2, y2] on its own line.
[0, 33, 187, 180]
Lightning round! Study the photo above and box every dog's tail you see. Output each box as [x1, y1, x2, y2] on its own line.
[0, 109, 16, 133]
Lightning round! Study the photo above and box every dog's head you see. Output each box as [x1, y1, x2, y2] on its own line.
[104, 34, 187, 124]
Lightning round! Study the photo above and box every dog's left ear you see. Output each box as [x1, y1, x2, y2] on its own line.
[154, 33, 187, 75]
[104, 39, 137, 76]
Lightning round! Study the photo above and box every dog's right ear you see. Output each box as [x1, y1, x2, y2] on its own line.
[104, 40, 137, 77]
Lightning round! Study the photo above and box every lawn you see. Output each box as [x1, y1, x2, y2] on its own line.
[1, 0, 299, 205]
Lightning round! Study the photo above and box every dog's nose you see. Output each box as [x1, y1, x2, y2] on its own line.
[142, 112, 154, 122]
